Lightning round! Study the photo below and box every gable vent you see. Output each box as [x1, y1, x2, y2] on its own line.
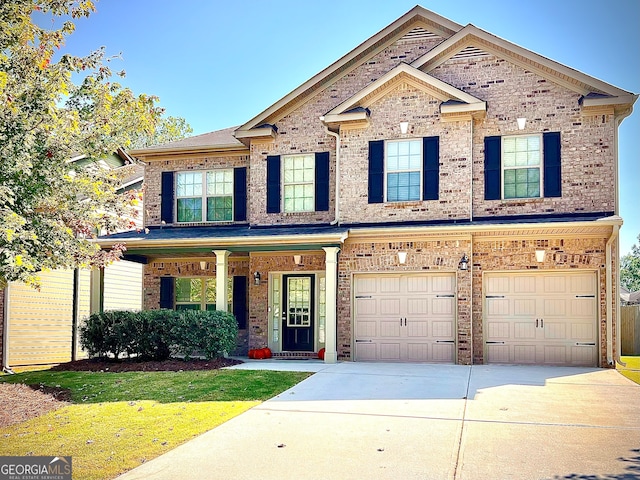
[452, 45, 490, 60]
[398, 26, 441, 43]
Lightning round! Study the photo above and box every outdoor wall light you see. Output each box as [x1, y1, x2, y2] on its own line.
[458, 254, 469, 271]
[517, 117, 527, 130]
[253, 271, 261, 285]
[535, 249, 546, 262]
[293, 254, 302, 265]
[199, 261, 207, 270]
[397, 251, 408, 264]
[400, 121, 409, 134]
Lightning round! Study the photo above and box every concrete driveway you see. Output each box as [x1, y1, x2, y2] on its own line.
[117, 362, 640, 480]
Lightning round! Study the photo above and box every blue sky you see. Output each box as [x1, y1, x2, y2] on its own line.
[58, 0, 639, 254]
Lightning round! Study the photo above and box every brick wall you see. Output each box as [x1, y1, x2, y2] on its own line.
[143, 154, 250, 227]
[337, 238, 472, 363]
[338, 83, 472, 224]
[471, 236, 610, 365]
[429, 55, 615, 218]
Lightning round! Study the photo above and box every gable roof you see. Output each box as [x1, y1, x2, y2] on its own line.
[411, 24, 635, 101]
[131, 126, 246, 157]
[237, 7, 636, 141]
[322, 63, 486, 128]
[235, 6, 463, 137]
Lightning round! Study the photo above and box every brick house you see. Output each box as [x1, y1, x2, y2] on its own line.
[98, 6, 636, 367]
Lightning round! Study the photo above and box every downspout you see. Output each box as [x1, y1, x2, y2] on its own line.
[71, 268, 80, 362]
[322, 120, 341, 226]
[2, 285, 14, 374]
[470, 116, 474, 222]
[605, 224, 619, 366]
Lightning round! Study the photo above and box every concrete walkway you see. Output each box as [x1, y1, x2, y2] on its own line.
[117, 361, 640, 480]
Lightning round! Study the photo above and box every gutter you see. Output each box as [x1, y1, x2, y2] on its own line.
[322, 121, 341, 225]
[605, 224, 619, 366]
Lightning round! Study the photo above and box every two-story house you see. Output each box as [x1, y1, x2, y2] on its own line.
[98, 6, 636, 367]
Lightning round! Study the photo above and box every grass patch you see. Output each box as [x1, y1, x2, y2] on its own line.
[0, 400, 258, 480]
[0, 369, 310, 403]
[0, 368, 311, 479]
[618, 356, 640, 385]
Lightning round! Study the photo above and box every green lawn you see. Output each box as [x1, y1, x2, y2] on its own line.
[617, 356, 640, 385]
[0, 368, 310, 480]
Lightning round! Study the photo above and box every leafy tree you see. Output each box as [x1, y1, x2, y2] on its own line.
[131, 115, 193, 149]
[621, 235, 640, 292]
[0, 0, 170, 288]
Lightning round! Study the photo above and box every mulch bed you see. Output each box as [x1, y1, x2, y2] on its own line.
[49, 357, 243, 372]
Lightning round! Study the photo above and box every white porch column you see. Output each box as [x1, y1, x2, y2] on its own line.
[214, 250, 230, 312]
[323, 246, 340, 364]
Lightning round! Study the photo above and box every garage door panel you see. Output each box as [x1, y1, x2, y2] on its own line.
[487, 322, 510, 339]
[380, 298, 401, 315]
[514, 322, 536, 339]
[487, 299, 510, 316]
[354, 273, 455, 362]
[514, 299, 536, 316]
[407, 298, 429, 315]
[432, 321, 453, 338]
[432, 297, 454, 315]
[485, 271, 597, 367]
[514, 276, 536, 293]
[514, 345, 537, 363]
[356, 342, 377, 361]
[380, 343, 401, 360]
[432, 343, 454, 362]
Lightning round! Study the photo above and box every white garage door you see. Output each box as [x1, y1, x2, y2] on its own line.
[484, 271, 598, 366]
[354, 273, 456, 362]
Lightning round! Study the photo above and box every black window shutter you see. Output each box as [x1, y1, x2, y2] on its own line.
[315, 152, 330, 211]
[233, 167, 247, 221]
[159, 277, 174, 309]
[543, 132, 562, 198]
[266, 155, 281, 213]
[232, 276, 248, 330]
[484, 136, 502, 200]
[368, 140, 384, 204]
[423, 136, 440, 201]
[161, 172, 175, 223]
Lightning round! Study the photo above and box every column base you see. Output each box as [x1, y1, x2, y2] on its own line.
[323, 351, 338, 364]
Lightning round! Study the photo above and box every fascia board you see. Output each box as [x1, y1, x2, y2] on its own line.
[233, 126, 277, 140]
[582, 94, 638, 108]
[440, 101, 487, 114]
[237, 7, 462, 132]
[131, 144, 249, 158]
[322, 111, 369, 124]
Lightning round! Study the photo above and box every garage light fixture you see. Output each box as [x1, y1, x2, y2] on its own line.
[253, 271, 261, 286]
[397, 251, 408, 264]
[458, 254, 469, 271]
[535, 249, 546, 262]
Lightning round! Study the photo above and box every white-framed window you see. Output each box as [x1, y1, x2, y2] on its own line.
[283, 154, 314, 212]
[385, 139, 422, 202]
[176, 170, 233, 222]
[502, 135, 542, 199]
[174, 277, 233, 311]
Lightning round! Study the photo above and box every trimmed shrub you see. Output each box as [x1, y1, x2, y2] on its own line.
[80, 309, 238, 361]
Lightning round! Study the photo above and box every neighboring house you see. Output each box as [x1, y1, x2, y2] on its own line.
[98, 6, 637, 367]
[0, 151, 144, 370]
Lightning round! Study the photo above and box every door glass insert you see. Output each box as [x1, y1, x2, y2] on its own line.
[287, 277, 311, 327]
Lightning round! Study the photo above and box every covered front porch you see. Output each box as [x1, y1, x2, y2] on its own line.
[96, 225, 347, 363]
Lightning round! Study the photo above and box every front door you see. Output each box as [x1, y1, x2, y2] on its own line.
[282, 275, 314, 351]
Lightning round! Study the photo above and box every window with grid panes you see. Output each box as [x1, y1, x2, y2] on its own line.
[386, 140, 422, 202]
[283, 154, 314, 212]
[502, 135, 542, 199]
[174, 277, 233, 311]
[176, 170, 233, 222]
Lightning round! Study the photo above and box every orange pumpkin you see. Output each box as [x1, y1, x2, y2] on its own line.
[254, 348, 265, 360]
[318, 348, 325, 360]
[262, 347, 272, 359]
[248, 349, 256, 359]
